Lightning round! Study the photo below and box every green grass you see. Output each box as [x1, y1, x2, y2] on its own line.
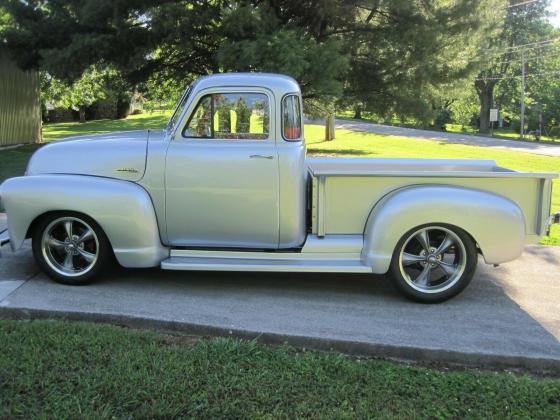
[445, 123, 559, 143]
[0, 144, 42, 187]
[0, 112, 171, 188]
[1, 320, 559, 418]
[338, 111, 559, 143]
[42, 111, 171, 142]
[0, 112, 558, 244]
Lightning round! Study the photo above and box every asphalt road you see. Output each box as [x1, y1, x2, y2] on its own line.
[335, 118, 560, 157]
[1, 214, 560, 371]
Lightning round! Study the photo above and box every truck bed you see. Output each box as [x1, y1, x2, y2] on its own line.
[307, 157, 557, 242]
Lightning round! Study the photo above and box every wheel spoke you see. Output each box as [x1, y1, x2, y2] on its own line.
[63, 221, 73, 240]
[48, 237, 66, 250]
[77, 228, 93, 244]
[77, 248, 96, 263]
[435, 260, 458, 277]
[414, 264, 432, 286]
[63, 252, 74, 270]
[402, 252, 426, 266]
[435, 234, 455, 257]
[415, 229, 430, 252]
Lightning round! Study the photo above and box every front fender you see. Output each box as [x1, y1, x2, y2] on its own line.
[0, 175, 168, 267]
[362, 185, 526, 274]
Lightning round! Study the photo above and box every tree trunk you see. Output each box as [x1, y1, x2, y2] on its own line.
[478, 88, 493, 133]
[475, 80, 496, 134]
[353, 105, 362, 119]
[79, 105, 86, 123]
[325, 114, 335, 141]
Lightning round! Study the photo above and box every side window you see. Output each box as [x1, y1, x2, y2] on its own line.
[184, 96, 212, 138]
[184, 93, 270, 140]
[282, 95, 302, 141]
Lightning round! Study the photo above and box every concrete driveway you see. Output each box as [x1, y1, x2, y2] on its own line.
[335, 118, 560, 157]
[1, 214, 560, 372]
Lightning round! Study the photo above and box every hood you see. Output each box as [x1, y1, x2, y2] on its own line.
[26, 130, 164, 182]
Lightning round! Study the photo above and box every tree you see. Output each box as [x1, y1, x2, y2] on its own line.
[450, 87, 480, 130]
[524, 30, 560, 138]
[340, 0, 506, 126]
[474, 0, 549, 133]
[1, 0, 514, 131]
[0, 0, 222, 84]
[215, 2, 349, 139]
[42, 66, 123, 122]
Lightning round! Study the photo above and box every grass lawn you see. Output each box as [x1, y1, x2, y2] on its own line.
[1, 320, 559, 418]
[0, 112, 558, 244]
[337, 111, 559, 143]
[41, 111, 171, 142]
[445, 123, 559, 143]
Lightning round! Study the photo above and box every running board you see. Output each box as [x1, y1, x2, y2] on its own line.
[161, 256, 372, 273]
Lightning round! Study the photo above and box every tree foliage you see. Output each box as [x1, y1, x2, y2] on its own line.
[474, 0, 550, 132]
[41, 66, 129, 122]
[341, 0, 506, 125]
[217, 2, 349, 101]
[1, 0, 553, 129]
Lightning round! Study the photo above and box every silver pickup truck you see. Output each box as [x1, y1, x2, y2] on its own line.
[1, 73, 558, 302]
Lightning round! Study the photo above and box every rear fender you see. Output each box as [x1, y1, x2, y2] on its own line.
[362, 185, 526, 274]
[0, 175, 168, 267]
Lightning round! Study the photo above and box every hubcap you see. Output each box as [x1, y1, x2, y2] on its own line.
[41, 217, 99, 277]
[398, 226, 467, 294]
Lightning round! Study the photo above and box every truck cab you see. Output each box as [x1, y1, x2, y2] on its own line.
[156, 74, 307, 249]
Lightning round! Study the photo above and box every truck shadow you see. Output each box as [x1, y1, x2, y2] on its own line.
[96, 249, 560, 365]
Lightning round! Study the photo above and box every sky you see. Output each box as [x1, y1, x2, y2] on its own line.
[550, 0, 560, 27]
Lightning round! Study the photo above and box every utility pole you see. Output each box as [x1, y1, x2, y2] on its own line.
[520, 48, 526, 139]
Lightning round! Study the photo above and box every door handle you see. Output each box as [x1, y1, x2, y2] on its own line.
[249, 154, 274, 160]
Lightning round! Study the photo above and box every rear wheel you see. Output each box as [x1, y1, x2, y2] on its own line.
[389, 224, 478, 303]
[32, 213, 111, 285]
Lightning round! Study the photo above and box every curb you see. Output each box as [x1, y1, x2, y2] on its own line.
[1, 306, 559, 374]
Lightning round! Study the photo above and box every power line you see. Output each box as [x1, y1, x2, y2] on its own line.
[528, 69, 560, 77]
[506, 0, 539, 8]
[475, 69, 560, 81]
[468, 40, 560, 63]
[503, 38, 560, 51]
[493, 50, 560, 65]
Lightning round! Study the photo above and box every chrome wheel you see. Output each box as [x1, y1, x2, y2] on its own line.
[40, 217, 99, 277]
[398, 226, 467, 294]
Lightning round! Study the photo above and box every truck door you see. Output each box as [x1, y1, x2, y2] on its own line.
[165, 90, 279, 248]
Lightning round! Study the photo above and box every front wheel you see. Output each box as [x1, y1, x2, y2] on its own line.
[389, 224, 478, 303]
[32, 213, 112, 285]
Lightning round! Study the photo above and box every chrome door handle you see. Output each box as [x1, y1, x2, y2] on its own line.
[249, 154, 274, 160]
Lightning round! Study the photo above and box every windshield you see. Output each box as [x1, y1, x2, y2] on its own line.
[166, 85, 192, 132]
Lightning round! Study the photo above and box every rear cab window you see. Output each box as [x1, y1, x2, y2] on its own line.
[282, 95, 302, 141]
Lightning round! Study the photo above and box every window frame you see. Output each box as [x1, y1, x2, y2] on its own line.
[281, 93, 303, 142]
[181, 89, 273, 141]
